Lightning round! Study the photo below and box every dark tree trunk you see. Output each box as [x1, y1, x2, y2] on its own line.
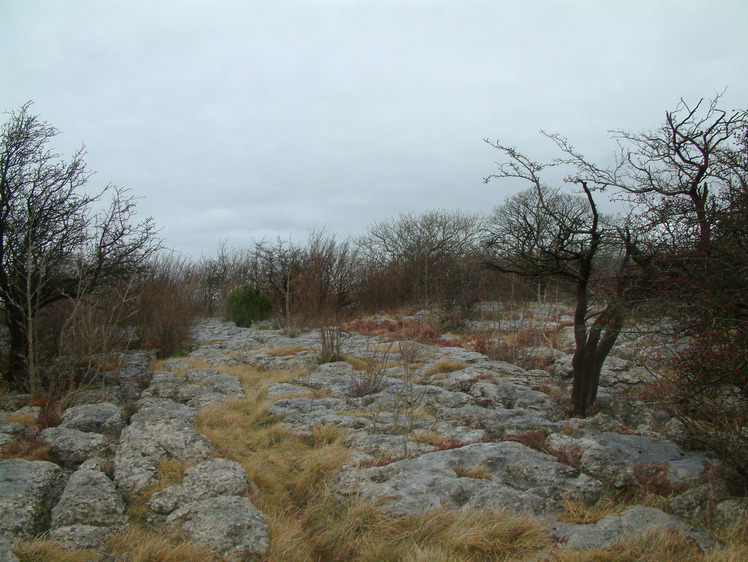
[4, 307, 29, 390]
[571, 303, 624, 417]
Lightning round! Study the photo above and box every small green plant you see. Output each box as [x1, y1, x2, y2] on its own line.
[225, 284, 272, 327]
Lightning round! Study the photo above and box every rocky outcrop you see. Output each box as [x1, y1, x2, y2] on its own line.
[165, 496, 269, 558]
[50, 463, 128, 549]
[39, 427, 109, 468]
[113, 400, 212, 499]
[0, 316, 735, 558]
[546, 430, 709, 486]
[148, 458, 249, 524]
[335, 441, 602, 516]
[0, 459, 66, 544]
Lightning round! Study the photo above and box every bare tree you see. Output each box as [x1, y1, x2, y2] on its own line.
[484, 141, 631, 417]
[0, 102, 159, 391]
[357, 209, 483, 306]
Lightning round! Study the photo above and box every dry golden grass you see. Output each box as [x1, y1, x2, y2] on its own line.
[107, 526, 220, 561]
[4, 412, 36, 424]
[424, 359, 467, 377]
[0, 435, 53, 462]
[548, 516, 748, 562]
[257, 344, 310, 356]
[13, 540, 100, 561]
[548, 526, 705, 562]
[305, 499, 550, 562]
[126, 459, 192, 523]
[410, 429, 443, 445]
[556, 492, 622, 524]
[454, 463, 492, 479]
[706, 515, 748, 562]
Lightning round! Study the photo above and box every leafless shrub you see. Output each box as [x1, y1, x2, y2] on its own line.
[133, 253, 198, 358]
[349, 341, 392, 397]
[319, 324, 348, 364]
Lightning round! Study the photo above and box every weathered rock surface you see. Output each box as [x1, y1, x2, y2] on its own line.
[0, 538, 19, 562]
[50, 466, 127, 548]
[47, 524, 111, 551]
[166, 496, 270, 558]
[552, 505, 714, 550]
[335, 441, 602, 516]
[670, 482, 731, 520]
[546, 430, 709, 486]
[715, 498, 748, 528]
[0, 459, 66, 543]
[60, 402, 125, 438]
[148, 458, 248, 520]
[114, 403, 212, 499]
[39, 426, 109, 468]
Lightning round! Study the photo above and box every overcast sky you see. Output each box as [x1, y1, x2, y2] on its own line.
[2, 1, 747, 258]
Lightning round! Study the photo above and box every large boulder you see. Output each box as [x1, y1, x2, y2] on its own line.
[166, 496, 269, 558]
[60, 402, 125, 438]
[50, 466, 127, 549]
[38, 426, 109, 468]
[51, 467, 128, 530]
[0, 459, 66, 543]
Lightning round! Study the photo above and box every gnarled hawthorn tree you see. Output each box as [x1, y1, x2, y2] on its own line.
[483, 139, 634, 417]
[0, 102, 159, 392]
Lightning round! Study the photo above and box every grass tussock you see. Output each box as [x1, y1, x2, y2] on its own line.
[258, 344, 311, 356]
[1, 434, 53, 462]
[107, 526, 220, 561]
[556, 492, 622, 524]
[192, 361, 351, 511]
[13, 539, 100, 562]
[454, 463, 492, 479]
[549, 526, 704, 562]
[424, 360, 467, 377]
[304, 497, 550, 561]
[549, 516, 748, 562]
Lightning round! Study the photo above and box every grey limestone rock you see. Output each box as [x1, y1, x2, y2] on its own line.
[334, 441, 602, 516]
[130, 399, 197, 423]
[715, 498, 748, 528]
[166, 496, 270, 558]
[670, 482, 731, 520]
[114, 414, 212, 499]
[0, 459, 67, 543]
[546, 430, 710, 486]
[51, 467, 128, 530]
[552, 505, 713, 551]
[47, 524, 111, 550]
[148, 458, 249, 518]
[39, 426, 108, 468]
[0, 538, 18, 562]
[60, 402, 125, 438]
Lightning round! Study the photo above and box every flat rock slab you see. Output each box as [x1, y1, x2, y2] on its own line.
[547, 430, 710, 485]
[334, 441, 602, 516]
[552, 505, 714, 551]
[0, 459, 66, 543]
[166, 496, 269, 558]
